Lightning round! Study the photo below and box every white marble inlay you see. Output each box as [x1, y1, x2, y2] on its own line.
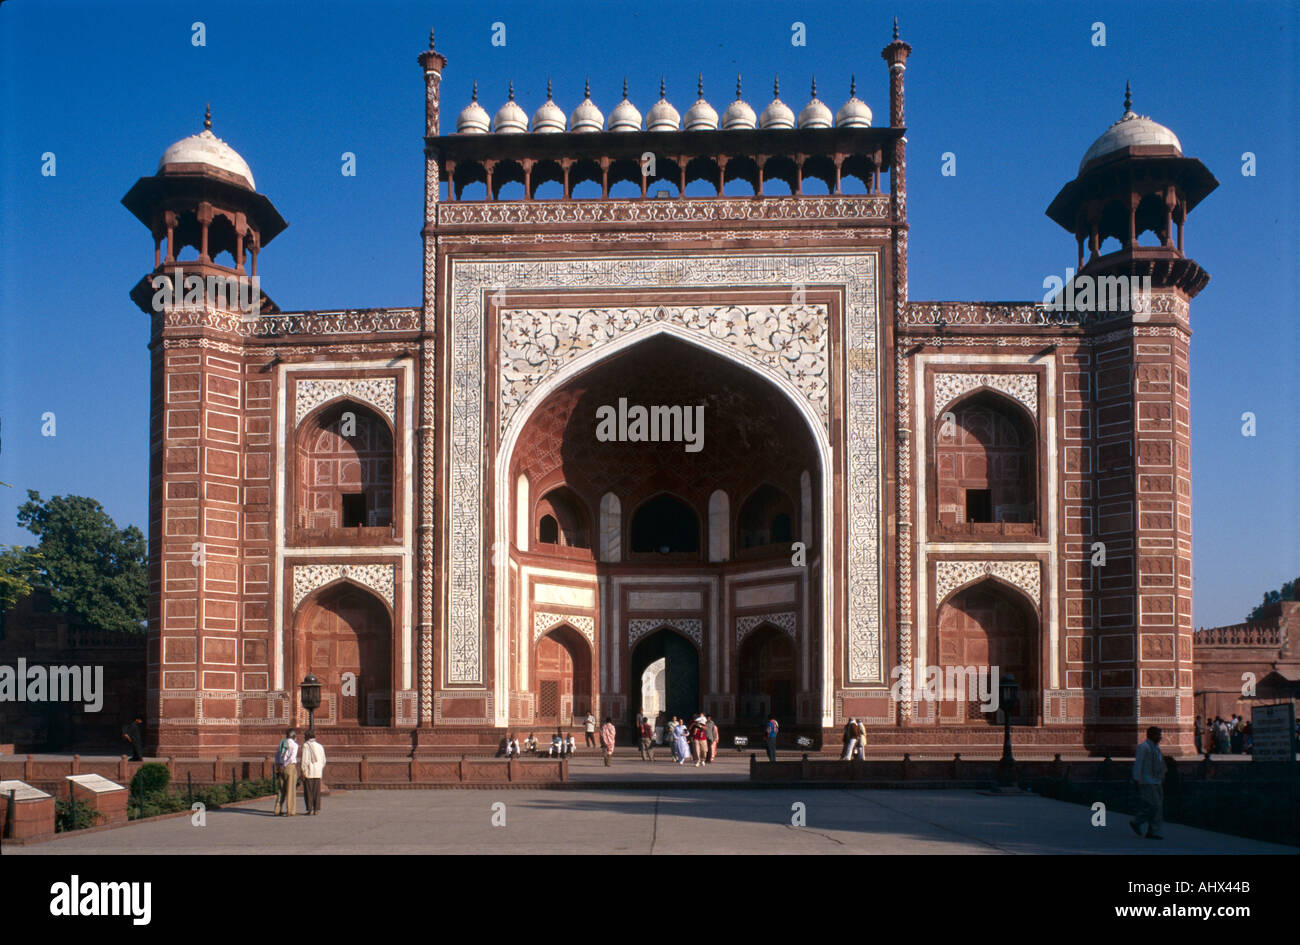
[295, 377, 397, 427]
[627, 590, 702, 611]
[534, 583, 596, 608]
[735, 583, 797, 609]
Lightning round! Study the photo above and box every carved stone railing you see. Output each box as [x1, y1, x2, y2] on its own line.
[1194, 623, 1282, 647]
[436, 194, 891, 228]
[161, 307, 422, 338]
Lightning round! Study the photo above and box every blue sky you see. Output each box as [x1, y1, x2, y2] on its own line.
[0, 0, 1296, 627]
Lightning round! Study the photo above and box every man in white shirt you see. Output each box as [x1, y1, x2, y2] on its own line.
[274, 728, 300, 816]
[1130, 726, 1166, 839]
[299, 733, 326, 815]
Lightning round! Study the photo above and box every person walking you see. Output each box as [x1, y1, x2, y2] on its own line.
[691, 716, 708, 767]
[1130, 726, 1166, 840]
[122, 716, 144, 762]
[854, 717, 868, 760]
[299, 732, 326, 816]
[638, 718, 655, 761]
[673, 718, 691, 765]
[764, 714, 779, 763]
[705, 715, 719, 764]
[1193, 715, 1202, 754]
[584, 712, 597, 748]
[274, 728, 300, 816]
[842, 717, 858, 760]
[600, 716, 617, 767]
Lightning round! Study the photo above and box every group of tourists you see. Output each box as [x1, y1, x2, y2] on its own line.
[1194, 714, 1253, 755]
[272, 727, 327, 817]
[655, 712, 719, 766]
[498, 732, 572, 757]
[500, 714, 619, 765]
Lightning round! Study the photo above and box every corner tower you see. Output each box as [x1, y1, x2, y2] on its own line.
[1047, 87, 1217, 753]
[123, 110, 287, 752]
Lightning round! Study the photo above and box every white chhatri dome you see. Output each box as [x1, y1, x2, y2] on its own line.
[1079, 85, 1182, 172]
[758, 77, 795, 130]
[158, 106, 255, 189]
[646, 77, 681, 132]
[797, 78, 832, 129]
[569, 79, 604, 132]
[721, 75, 756, 130]
[608, 79, 643, 132]
[494, 81, 528, 133]
[456, 82, 490, 134]
[532, 79, 566, 133]
[683, 74, 718, 131]
[835, 76, 872, 128]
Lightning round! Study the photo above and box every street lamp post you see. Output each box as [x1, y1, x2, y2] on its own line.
[300, 673, 322, 740]
[997, 673, 1019, 788]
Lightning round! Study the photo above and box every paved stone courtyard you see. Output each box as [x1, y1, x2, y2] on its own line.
[12, 779, 1293, 855]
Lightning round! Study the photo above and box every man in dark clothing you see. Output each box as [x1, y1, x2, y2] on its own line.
[122, 716, 144, 761]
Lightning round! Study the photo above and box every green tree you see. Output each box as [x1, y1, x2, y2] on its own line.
[1248, 576, 1298, 621]
[15, 491, 147, 633]
[0, 544, 41, 611]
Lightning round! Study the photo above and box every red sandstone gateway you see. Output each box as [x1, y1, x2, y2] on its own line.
[121, 25, 1215, 758]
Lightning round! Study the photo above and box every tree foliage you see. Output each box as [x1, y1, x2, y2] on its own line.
[0, 544, 41, 611]
[12, 490, 147, 633]
[1248, 577, 1298, 622]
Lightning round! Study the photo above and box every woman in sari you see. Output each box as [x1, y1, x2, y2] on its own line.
[673, 718, 691, 765]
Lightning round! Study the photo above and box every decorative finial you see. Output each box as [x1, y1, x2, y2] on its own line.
[428, 28, 435, 49]
[736, 74, 743, 99]
[508, 80, 515, 102]
[698, 72, 704, 99]
[850, 74, 856, 98]
[774, 75, 780, 99]
[471, 80, 478, 102]
[622, 76, 628, 99]
[547, 77, 553, 101]
[811, 76, 818, 98]
[1124, 80, 1132, 113]
[584, 77, 591, 99]
[893, 16, 899, 41]
[660, 75, 666, 99]
[203, 102, 211, 131]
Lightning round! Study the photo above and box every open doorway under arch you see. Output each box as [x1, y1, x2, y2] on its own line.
[630, 627, 700, 724]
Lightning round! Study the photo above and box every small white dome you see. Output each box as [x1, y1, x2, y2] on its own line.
[835, 77, 872, 128]
[1079, 90, 1182, 172]
[494, 82, 528, 133]
[158, 108, 255, 188]
[608, 79, 642, 132]
[456, 82, 490, 134]
[569, 80, 604, 132]
[646, 78, 680, 131]
[532, 80, 566, 133]
[721, 76, 756, 130]
[798, 79, 832, 129]
[683, 74, 718, 131]
[758, 78, 795, 130]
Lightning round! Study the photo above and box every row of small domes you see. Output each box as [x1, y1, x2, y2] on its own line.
[456, 76, 872, 134]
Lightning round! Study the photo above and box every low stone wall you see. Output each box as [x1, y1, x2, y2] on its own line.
[749, 752, 1300, 786]
[0, 754, 568, 792]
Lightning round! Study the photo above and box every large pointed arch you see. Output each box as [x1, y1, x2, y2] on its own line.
[493, 321, 835, 726]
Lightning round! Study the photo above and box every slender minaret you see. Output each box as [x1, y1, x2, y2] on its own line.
[882, 18, 914, 722]
[416, 28, 446, 727]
